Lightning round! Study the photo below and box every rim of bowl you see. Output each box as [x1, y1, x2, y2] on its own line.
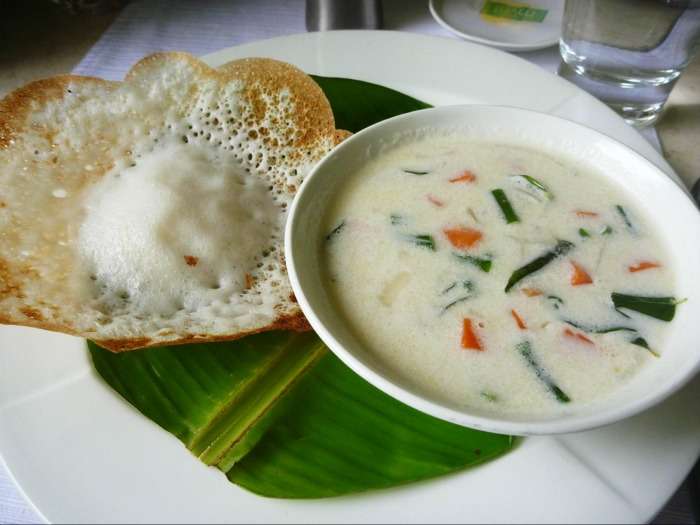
[285, 104, 700, 436]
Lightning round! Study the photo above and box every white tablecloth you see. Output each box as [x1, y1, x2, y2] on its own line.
[0, 1, 691, 523]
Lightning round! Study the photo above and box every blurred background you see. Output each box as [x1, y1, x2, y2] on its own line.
[1, 0, 698, 186]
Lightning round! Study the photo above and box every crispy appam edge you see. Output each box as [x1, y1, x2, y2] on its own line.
[0, 75, 117, 343]
[0, 54, 345, 352]
[95, 310, 312, 352]
[0, 75, 116, 149]
[334, 129, 352, 144]
[218, 57, 336, 159]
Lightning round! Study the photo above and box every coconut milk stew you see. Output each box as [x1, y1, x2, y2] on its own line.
[322, 136, 680, 418]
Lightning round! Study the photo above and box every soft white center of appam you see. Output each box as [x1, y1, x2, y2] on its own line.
[79, 142, 278, 316]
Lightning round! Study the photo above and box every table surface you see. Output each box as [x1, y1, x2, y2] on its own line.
[0, 1, 698, 523]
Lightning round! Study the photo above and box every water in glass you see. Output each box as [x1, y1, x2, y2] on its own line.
[559, 0, 700, 126]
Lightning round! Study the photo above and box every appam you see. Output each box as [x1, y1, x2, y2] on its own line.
[0, 52, 347, 351]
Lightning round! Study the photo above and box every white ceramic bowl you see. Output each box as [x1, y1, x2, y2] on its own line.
[285, 105, 700, 436]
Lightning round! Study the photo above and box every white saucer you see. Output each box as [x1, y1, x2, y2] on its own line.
[429, 0, 564, 51]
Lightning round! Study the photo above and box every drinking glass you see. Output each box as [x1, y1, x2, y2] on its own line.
[559, 0, 700, 127]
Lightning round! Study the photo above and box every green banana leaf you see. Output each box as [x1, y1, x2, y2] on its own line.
[90, 334, 513, 498]
[89, 76, 515, 499]
[310, 76, 431, 133]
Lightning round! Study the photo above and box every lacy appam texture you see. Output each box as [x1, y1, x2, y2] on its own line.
[0, 52, 347, 351]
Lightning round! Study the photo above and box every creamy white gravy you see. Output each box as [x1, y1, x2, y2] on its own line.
[322, 137, 677, 418]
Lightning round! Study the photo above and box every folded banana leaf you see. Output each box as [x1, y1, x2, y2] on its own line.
[89, 76, 515, 499]
[90, 333, 513, 498]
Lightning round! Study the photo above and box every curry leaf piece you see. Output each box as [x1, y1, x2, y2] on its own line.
[454, 253, 493, 273]
[390, 214, 404, 226]
[611, 293, 680, 322]
[505, 240, 574, 292]
[517, 341, 570, 403]
[325, 220, 345, 242]
[563, 320, 636, 334]
[511, 174, 554, 201]
[616, 205, 635, 232]
[491, 188, 520, 224]
[547, 295, 564, 310]
[404, 233, 436, 251]
[630, 336, 660, 358]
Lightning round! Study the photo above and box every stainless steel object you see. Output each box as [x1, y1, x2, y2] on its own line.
[306, 0, 383, 31]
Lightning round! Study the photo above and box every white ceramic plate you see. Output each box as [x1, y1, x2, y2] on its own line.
[0, 31, 697, 524]
[429, 0, 564, 51]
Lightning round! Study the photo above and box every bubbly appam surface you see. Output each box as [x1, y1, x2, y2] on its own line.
[0, 53, 343, 351]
